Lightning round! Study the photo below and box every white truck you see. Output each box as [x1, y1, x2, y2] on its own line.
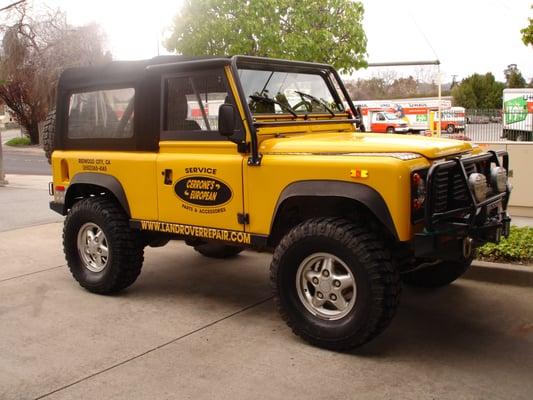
[503, 88, 533, 141]
[353, 99, 464, 134]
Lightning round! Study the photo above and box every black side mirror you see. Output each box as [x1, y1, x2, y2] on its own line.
[218, 104, 236, 137]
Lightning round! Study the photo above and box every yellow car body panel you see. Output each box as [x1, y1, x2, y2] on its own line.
[258, 131, 474, 159]
[53, 144, 430, 242]
[52, 150, 159, 220]
[244, 153, 429, 241]
[156, 141, 245, 232]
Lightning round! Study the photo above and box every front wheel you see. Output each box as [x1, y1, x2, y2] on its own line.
[446, 124, 455, 134]
[270, 218, 400, 350]
[386, 127, 395, 133]
[401, 256, 473, 288]
[64, 197, 144, 294]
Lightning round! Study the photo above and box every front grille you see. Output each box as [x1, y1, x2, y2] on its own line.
[423, 150, 509, 231]
[433, 161, 478, 213]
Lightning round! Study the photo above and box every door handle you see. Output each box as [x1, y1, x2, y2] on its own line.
[162, 169, 173, 185]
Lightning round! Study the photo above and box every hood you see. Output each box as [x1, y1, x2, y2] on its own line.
[259, 132, 473, 159]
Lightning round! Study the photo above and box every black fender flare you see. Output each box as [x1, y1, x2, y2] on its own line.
[272, 180, 398, 239]
[64, 173, 131, 216]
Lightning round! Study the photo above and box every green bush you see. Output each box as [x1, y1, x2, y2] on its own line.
[5, 136, 31, 146]
[477, 226, 533, 264]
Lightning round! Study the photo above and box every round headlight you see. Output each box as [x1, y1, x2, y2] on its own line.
[468, 173, 488, 202]
[490, 166, 507, 193]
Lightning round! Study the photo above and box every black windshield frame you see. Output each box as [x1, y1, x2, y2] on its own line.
[230, 56, 359, 165]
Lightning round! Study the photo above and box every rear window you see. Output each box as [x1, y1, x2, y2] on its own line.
[68, 88, 135, 139]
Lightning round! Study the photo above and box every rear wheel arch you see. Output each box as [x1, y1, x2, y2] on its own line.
[268, 181, 398, 248]
[64, 173, 131, 217]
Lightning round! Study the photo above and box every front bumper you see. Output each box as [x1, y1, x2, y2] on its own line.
[414, 150, 511, 259]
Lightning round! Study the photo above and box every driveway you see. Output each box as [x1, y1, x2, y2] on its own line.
[0, 175, 61, 232]
[1, 222, 532, 400]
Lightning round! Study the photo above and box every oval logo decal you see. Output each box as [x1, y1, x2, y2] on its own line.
[174, 176, 232, 207]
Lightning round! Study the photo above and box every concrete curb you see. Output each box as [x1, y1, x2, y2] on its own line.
[464, 260, 533, 287]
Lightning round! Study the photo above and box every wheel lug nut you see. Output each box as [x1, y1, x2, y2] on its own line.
[312, 277, 319, 285]
[317, 292, 324, 299]
[322, 270, 330, 277]
[333, 280, 341, 287]
[330, 294, 337, 301]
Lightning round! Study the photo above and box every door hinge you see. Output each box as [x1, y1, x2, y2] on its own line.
[237, 213, 250, 225]
[237, 141, 250, 153]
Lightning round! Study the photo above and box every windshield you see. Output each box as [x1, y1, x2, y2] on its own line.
[238, 69, 344, 116]
[384, 112, 399, 120]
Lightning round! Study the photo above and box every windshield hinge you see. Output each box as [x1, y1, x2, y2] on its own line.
[247, 153, 262, 167]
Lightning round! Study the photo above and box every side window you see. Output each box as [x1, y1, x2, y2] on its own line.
[68, 88, 134, 139]
[162, 71, 240, 141]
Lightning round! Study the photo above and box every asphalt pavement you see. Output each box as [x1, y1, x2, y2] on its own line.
[2, 146, 50, 175]
[1, 129, 50, 175]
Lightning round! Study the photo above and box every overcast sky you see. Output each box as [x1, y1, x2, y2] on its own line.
[3, 0, 532, 83]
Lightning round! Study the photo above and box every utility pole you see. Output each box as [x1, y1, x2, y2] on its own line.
[450, 74, 458, 89]
[437, 64, 442, 137]
[0, 131, 7, 186]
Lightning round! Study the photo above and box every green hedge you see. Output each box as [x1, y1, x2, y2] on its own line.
[477, 226, 533, 264]
[5, 136, 31, 146]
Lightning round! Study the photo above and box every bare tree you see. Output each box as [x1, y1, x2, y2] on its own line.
[346, 67, 442, 101]
[0, 3, 110, 144]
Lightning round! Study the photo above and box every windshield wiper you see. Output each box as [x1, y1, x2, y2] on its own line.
[249, 94, 298, 118]
[294, 91, 336, 116]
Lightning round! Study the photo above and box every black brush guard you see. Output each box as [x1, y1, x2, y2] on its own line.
[414, 150, 511, 259]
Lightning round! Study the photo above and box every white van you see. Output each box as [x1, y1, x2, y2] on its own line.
[503, 88, 533, 141]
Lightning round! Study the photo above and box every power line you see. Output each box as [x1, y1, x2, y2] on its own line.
[404, 2, 439, 60]
[0, 0, 26, 13]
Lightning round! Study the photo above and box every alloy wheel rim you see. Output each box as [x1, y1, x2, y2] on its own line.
[77, 222, 109, 273]
[296, 252, 357, 320]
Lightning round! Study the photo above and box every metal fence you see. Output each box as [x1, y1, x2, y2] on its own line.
[441, 109, 533, 142]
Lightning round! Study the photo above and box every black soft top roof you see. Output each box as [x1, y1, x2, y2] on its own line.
[58, 55, 335, 93]
[58, 55, 229, 92]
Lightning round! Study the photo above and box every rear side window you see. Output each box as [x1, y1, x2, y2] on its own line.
[68, 88, 135, 139]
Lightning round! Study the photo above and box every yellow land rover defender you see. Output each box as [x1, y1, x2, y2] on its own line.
[48, 56, 512, 350]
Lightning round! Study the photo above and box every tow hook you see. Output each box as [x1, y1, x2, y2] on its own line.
[463, 237, 474, 258]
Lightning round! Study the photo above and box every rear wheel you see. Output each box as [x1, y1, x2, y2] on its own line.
[401, 256, 473, 288]
[64, 197, 144, 294]
[446, 124, 455, 134]
[270, 218, 400, 350]
[194, 243, 244, 259]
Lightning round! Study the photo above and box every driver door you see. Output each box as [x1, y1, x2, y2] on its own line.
[156, 69, 246, 233]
